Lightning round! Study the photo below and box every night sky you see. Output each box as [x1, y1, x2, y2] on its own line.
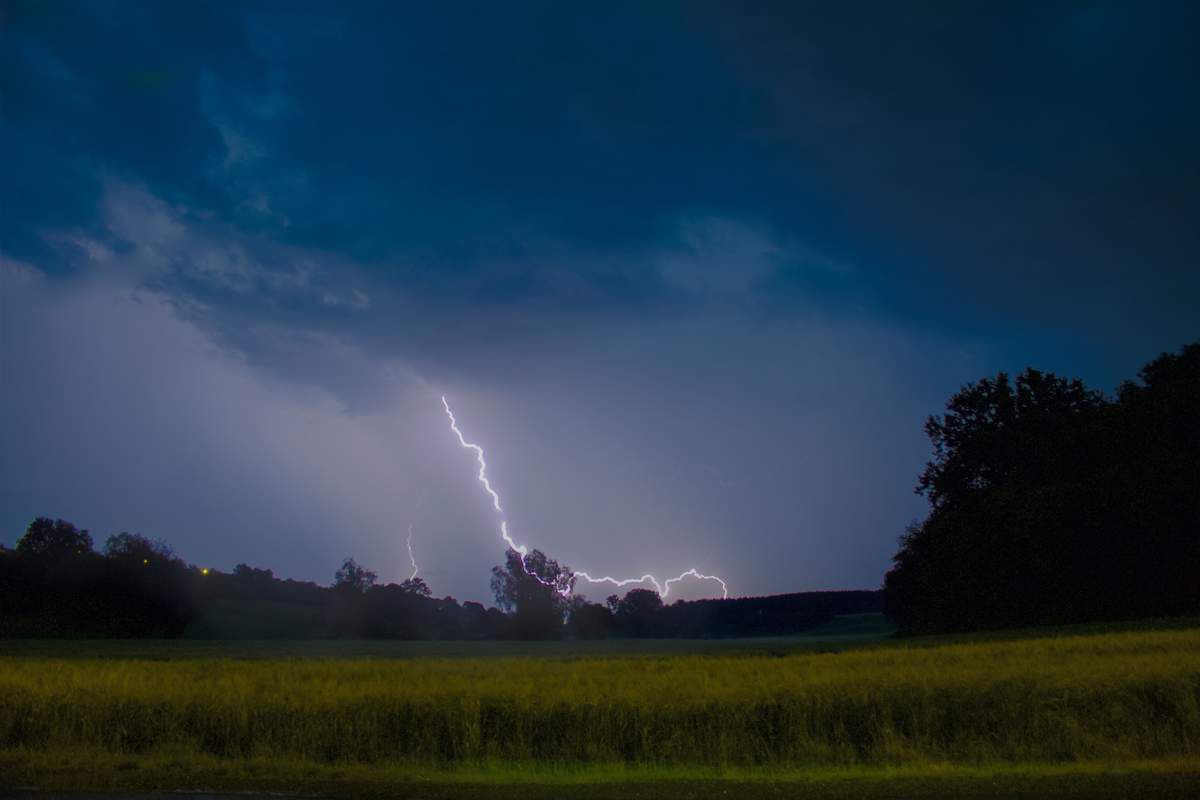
[2, 1, 1197, 603]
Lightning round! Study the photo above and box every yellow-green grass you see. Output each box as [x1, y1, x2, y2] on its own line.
[2, 627, 1199, 776]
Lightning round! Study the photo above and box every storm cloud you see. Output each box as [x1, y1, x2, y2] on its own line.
[2, 1, 1196, 601]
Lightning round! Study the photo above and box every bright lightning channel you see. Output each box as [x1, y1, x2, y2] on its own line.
[440, 395, 728, 600]
[405, 523, 419, 581]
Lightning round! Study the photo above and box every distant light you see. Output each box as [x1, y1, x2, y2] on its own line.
[201, 567, 210, 576]
[143, 558, 149, 565]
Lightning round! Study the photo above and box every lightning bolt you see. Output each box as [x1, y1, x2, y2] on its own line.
[441, 395, 530, 562]
[572, 569, 728, 600]
[441, 394, 728, 600]
[405, 523, 419, 582]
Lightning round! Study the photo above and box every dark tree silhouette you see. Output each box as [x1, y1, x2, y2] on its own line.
[916, 369, 1104, 510]
[399, 576, 432, 597]
[104, 532, 177, 565]
[490, 547, 572, 639]
[3, 514, 882, 640]
[885, 341, 1200, 634]
[567, 596, 613, 639]
[233, 563, 275, 582]
[333, 558, 378, 594]
[16, 518, 93, 559]
[4, 518, 197, 637]
[613, 588, 664, 637]
[3, 519, 503, 640]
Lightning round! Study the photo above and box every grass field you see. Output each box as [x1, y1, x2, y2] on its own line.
[2, 616, 1199, 798]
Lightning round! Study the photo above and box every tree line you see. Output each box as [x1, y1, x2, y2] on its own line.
[0, 519, 879, 639]
[885, 340, 1200, 634]
[488, 546, 880, 639]
[11, 340, 1183, 640]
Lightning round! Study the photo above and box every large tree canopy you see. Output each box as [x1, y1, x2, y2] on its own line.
[490, 548, 573, 640]
[16, 518, 93, 560]
[885, 341, 1200, 634]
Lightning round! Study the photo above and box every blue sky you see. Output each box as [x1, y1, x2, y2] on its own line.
[2, 1, 1196, 602]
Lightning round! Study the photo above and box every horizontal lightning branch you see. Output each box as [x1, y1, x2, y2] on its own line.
[441, 395, 728, 600]
[573, 569, 728, 599]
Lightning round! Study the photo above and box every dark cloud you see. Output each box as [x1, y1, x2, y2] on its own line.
[695, 0, 1200, 349]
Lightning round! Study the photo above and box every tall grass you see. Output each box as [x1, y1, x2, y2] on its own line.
[2, 628, 1198, 768]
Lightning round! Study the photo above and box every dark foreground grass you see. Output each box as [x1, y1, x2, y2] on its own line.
[0, 612, 897, 660]
[3, 751, 1199, 799]
[5, 613, 1194, 662]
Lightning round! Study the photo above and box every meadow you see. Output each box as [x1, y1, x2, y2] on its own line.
[2, 617, 1199, 798]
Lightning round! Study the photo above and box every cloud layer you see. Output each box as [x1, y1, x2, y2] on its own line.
[2, 1, 1196, 600]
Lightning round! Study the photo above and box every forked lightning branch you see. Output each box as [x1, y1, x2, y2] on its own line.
[440, 395, 728, 599]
